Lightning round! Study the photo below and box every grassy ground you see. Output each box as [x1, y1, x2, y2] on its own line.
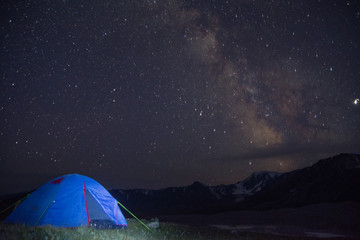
[0, 218, 337, 240]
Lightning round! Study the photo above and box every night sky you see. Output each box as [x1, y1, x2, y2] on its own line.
[1, 0, 359, 194]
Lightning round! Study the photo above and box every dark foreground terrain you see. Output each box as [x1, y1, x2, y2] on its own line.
[160, 202, 360, 239]
[0, 218, 354, 240]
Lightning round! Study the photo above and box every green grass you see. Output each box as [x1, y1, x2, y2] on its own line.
[0, 219, 323, 240]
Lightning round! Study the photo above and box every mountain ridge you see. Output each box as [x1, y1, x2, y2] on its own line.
[110, 153, 360, 217]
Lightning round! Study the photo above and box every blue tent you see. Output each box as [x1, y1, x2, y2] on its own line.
[5, 174, 127, 228]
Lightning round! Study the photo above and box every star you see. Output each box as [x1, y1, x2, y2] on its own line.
[354, 99, 359, 105]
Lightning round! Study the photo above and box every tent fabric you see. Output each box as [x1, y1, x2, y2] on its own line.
[4, 174, 127, 228]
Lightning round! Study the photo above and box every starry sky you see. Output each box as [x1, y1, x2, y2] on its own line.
[1, 0, 359, 194]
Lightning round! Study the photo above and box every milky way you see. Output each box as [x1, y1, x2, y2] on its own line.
[1, 0, 359, 194]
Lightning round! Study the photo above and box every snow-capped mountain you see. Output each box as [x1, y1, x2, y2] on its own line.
[208, 171, 282, 203]
[233, 171, 282, 195]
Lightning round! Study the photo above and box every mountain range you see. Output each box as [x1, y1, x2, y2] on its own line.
[110, 153, 360, 217]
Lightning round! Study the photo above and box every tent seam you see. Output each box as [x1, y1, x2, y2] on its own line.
[83, 182, 90, 226]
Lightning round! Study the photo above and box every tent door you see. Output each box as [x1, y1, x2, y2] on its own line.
[85, 189, 112, 222]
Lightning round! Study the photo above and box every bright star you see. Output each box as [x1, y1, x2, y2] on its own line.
[354, 99, 359, 105]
